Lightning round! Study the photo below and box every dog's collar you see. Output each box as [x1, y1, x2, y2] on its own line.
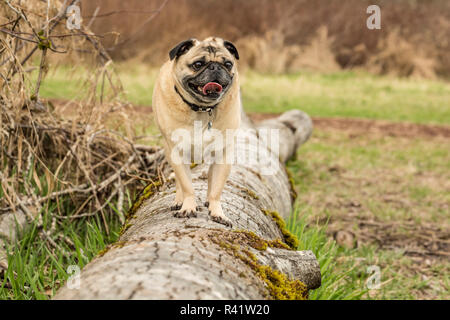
[174, 85, 218, 113]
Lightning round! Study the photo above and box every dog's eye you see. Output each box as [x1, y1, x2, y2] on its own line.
[224, 61, 233, 70]
[192, 61, 204, 70]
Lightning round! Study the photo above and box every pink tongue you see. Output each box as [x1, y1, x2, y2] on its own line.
[202, 82, 223, 95]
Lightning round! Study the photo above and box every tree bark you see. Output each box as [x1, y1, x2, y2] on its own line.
[54, 109, 319, 300]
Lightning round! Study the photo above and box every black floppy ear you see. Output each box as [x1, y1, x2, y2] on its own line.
[169, 39, 195, 60]
[224, 40, 239, 60]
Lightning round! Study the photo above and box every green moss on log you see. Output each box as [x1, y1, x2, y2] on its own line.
[243, 188, 259, 200]
[262, 210, 299, 250]
[209, 232, 307, 300]
[125, 180, 162, 222]
[96, 241, 126, 258]
[253, 264, 307, 300]
[119, 180, 162, 238]
[233, 230, 291, 251]
[119, 223, 133, 237]
[285, 166, 298, 202]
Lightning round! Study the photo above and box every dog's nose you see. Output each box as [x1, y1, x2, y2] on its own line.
[208, 64, 216, 70]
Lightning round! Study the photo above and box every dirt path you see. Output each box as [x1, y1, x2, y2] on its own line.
[51, 99, 450, 139]
[249, 113, 450, 139]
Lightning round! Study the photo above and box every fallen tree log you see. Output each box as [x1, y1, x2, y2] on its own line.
[54, 109, 319, 300]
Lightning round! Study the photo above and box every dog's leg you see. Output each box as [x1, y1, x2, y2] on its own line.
[164, 140, 198, 217]
[207, 163, 232, 227]
[174, 163, 198, 218]
[166, 154, 198, 218]
[170, 176, 183, 211]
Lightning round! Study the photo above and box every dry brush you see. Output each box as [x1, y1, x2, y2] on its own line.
[0, 1, 163, 271]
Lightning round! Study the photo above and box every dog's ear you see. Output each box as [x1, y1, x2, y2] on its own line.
[169, 39, 195, 60]
[224, 40, 239, 60]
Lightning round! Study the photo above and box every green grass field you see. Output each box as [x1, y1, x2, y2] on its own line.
[288, 129, 449, 299]
[2, 64, 449, 299]
[38, 63, 450, 124]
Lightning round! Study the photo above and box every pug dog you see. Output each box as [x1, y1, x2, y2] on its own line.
[152, 37, 241, 227]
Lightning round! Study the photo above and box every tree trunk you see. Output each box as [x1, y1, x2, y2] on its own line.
[54, 109, 319, 300]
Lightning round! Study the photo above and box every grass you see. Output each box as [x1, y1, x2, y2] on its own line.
[287, 200, 449, 300]
[286, 208, 367, 300]
[0, 166, 130, 299]
[0, 210, 122, 300]
[35, 63, 450, 124]
[288, 129, 449, 224]
[241, 71, 450, 124]
[6, 63, 448, 300]
[286, 127, 449, 299]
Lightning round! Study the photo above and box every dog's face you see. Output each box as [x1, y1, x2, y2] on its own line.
[169, 37, 239, 105]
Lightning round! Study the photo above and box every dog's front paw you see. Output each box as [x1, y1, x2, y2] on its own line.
[208, 201, 232, 228]
[211, 215, 233, 227]
[170, 202, 182, 211]
[174, 210, 197, 218]
[174, 197, 198, 218]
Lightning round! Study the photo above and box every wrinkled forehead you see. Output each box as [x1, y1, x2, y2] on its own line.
[185, 38, 234, 62]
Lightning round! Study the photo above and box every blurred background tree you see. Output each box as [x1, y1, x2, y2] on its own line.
[82, 0, 450, 78]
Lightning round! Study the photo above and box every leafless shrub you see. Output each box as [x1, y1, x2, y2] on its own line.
[0, 0, 166, 242]
[366, 29, 437, 79]
[236, 27, 340, 74]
